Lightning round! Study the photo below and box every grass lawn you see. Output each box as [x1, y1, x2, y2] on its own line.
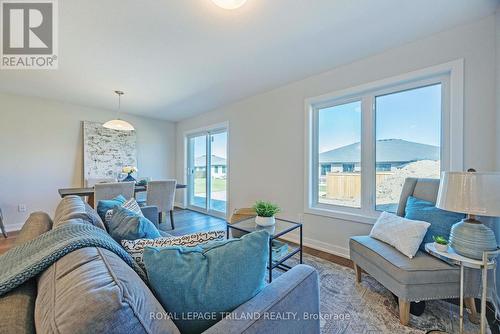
[194, 177, 226, 194]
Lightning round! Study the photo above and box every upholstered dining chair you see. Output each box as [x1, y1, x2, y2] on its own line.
[86, 178, 117, 187]
[94, 182, 135, 206]
[146, 180, 177, 230]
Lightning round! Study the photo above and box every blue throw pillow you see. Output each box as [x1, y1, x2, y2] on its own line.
[404, 196, 464, 250]
[107, 206, 161, 242]
[96, 195, 126, 221]
[143, 230, 269, 334]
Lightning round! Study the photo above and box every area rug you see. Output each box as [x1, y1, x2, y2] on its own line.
[276, 253, 485, 334]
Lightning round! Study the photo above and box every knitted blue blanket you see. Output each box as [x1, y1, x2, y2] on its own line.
[0, 223, 146, 296]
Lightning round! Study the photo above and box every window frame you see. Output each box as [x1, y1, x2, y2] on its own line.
[304, 60, 464, 224]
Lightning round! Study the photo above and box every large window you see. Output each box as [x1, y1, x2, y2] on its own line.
[375, 84, 441, 213]
[306, 61, 463, 222]
[318, 101, 361, 208]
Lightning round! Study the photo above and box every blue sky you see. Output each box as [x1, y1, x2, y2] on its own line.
[318, 84, 441, 153]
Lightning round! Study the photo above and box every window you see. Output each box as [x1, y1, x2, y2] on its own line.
[306, 61, 463, 223]
[318, 101, 361, 208]
[375, 84, 441, 213]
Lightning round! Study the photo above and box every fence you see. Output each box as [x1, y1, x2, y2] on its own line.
[325, 172, 393, 200]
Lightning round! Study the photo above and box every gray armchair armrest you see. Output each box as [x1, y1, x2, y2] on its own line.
[140, 205, 159, 227]
[203, 264, 320, 334]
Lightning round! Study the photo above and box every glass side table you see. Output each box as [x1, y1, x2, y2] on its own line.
[227, 217, 302, 283]
[425, 243, 500, 334]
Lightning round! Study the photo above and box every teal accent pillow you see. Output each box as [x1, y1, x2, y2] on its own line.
[96, 195, 126, 221]
[107, 206, 161, 242]
[404, 196, 464, 250]
[143, 230, 269, 334]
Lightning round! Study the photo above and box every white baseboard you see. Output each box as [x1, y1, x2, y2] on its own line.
[174, 202, 186, 209]
[279, 234, 350, 259]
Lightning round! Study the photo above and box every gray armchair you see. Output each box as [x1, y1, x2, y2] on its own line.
[349, 178, 478, 326]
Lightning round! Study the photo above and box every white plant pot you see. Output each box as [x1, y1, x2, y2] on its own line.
[255, 216, 275, 227]
[434, 242, 448, 252]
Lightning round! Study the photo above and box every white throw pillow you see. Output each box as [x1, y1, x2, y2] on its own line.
[370, 211, 430, 259]
[121, 230, 226, 269]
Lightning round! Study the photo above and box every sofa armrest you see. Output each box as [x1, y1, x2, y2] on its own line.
[141, 206, 159, 227]
[0, 212, 53, 334]
[203, 264, 320, 334]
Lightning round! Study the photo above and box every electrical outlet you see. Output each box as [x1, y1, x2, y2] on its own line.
[18, 204, 27, 213]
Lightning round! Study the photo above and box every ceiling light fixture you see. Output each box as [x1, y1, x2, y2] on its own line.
[103, 91, 135, 131]
[211, 0, 247, 10]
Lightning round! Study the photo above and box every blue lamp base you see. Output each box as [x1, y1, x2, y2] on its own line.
[449, 218, 497, 260]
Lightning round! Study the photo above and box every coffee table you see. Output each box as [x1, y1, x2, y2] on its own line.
[227, 217, 302, 282]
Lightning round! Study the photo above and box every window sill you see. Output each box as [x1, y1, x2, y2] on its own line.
[304, 206, 379, 225]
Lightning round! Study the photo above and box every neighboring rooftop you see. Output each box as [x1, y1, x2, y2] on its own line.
[195, 155, 227, 167]
[319, 139, 439, 164]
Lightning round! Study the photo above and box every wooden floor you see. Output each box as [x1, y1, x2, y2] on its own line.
[158, 208, 227, 237]
[0, 209, 352, 269]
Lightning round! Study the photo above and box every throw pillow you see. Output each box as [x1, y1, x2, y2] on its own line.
[104, 197, 143, 225]
[370, 211, 430, 258]
[121, 230, 226, 269]
[96, 195, 126, 221]
[143, 230, 269, 334]
[107, 206, 161, 242]
[404, 196, 465, 250]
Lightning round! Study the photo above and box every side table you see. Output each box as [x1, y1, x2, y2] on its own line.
[425, 243, 500, 334]
[227, 217, 303, 283]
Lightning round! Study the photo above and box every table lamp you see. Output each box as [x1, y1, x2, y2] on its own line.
[436, 170, 500, 260]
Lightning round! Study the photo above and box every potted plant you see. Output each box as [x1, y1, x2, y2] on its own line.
[433, 235, 449, 252]
[122, 166, 138, 182]
[253, 201, 280, 227]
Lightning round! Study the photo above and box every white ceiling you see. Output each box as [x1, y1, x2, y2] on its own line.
[0, 0, 498, 121]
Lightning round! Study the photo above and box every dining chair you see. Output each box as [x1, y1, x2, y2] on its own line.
[146, 180, 177, 230]
[94, 182, 135, 207]
[86, 178, 117, 187]
[0, 208, 7, 238]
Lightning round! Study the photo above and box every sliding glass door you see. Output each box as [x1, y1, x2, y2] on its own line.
[187, 129, 227, 217]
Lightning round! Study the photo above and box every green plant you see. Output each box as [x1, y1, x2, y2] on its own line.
[433, 235, 448, 245]
[253, 201, 280, 217]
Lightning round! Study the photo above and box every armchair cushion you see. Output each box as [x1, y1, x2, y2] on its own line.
[404, 196, 464, 250]
[350, 236, 458, 285]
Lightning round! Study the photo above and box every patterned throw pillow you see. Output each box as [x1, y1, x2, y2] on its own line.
[105, 198, 143, 225]
[121, 230, 226, 269]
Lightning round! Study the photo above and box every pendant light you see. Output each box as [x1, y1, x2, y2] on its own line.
[103, 90, 135, 131]
[212, 0, 247, 10]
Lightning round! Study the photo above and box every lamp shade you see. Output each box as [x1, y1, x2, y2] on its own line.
[102, 119, 135, 131]
[436, 171, 500, 217]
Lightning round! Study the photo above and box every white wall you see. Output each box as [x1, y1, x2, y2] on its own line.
[0, 93, 176, 231]
[176, 15, 497, 257]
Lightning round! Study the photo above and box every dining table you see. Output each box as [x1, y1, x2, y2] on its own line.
[58, 183, 187, 208]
